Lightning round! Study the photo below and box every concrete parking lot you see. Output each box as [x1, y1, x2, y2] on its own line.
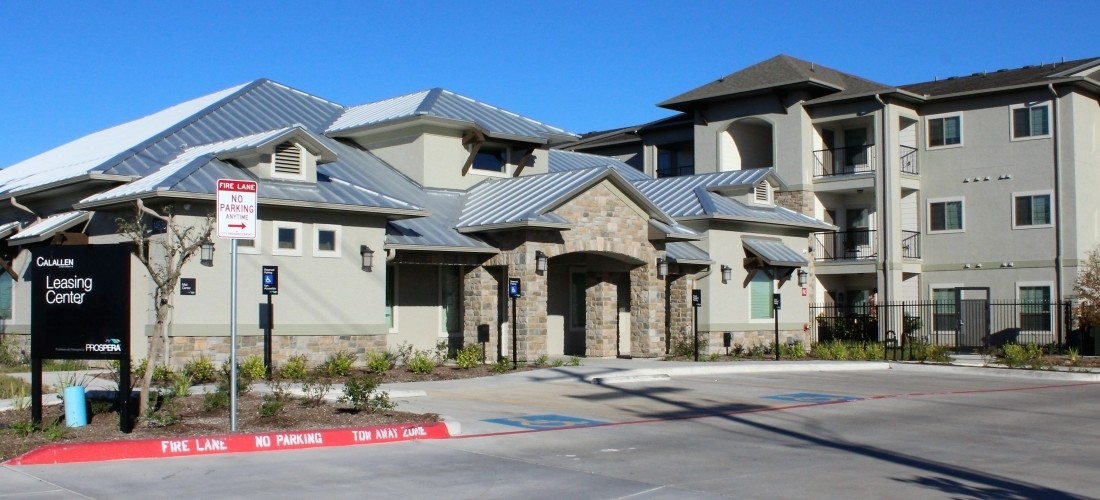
[4, 361, 1099, 499]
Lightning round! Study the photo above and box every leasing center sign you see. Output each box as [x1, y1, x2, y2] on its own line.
[31, 245, 131, 360]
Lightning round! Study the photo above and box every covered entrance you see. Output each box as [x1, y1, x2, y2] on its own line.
[547, 253, 635, 357]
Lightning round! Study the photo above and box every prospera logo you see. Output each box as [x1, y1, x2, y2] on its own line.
[86, 338, 122, 352]
[36, 256, 75, 268]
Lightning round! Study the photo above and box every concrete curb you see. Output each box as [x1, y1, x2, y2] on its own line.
[580, 361, 890, 383]
[888, 362, 1100, 381]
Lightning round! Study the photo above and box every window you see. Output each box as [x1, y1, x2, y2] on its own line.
[932, 287, 957, 332]
[1012, 103, 1050, 139]
[472, 145, 508, 173]
[271, 222, 302, 256]
[1019, 285, 1052, 331]
[656, 142, 694, 178]
[313, 224, 341, 257]
[928, 198, 964, 233]
[385, 265, 397, 331]
[1013, 192, 1052, 228]
[927, 114, 962, 148]
[441, 267, 461, 334]
[846, 208, 871, 247]
[750, 272, 773, 320]
[236, 222, 260, 255]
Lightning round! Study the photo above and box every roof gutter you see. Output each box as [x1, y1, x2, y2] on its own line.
[1048, 83, 1066, 343]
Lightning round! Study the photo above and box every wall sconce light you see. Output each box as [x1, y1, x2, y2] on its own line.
[721, 265, 732, 284]
[797, 269, 808, 287]
[360, 245, 374, 272]
[200, 240, 215, 266]
[535, 250, 547, 273]
[656, 257, 668, 279]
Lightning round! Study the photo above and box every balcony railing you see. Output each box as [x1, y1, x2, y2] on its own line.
[899, 145, 919, 175]
[656, 165, 695, 178]
[812, 230, 877, 261]
[813, 145, 877, 177]
[901, 230, 920, 259]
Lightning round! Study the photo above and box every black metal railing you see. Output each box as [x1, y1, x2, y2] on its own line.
[811, 230, 877, 261]
[809, 300, 1072, 350]
[656, 165, 695, 178]
[813, 145, 876, 177]
[899, 145, 919, 175]
[901, 230, 920, 259]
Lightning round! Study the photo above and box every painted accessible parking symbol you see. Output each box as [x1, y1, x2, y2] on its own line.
[483, 414, 606, 430]
[763, 393, 862, 404]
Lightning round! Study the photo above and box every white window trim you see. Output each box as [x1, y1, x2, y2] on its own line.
[927, 196, 965, 234]
[236, 221, 261, 255]
[387, 265, 399, 334]
[271, 221, 303, 257]
[1016, 281, 1054, 332]
[312, 224, 342, 258]
[925, 112, 964, 150]
[468, 144, 512, 178]
[1011, 190, 1054, 230]
[1009, 102, 1052, 142]
[929, 283, 963, 333]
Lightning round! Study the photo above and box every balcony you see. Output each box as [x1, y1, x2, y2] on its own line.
[901, 230, 921, 259]
[813, 145, 877, 177]
[900, 145, 919, 175]
[812, 230, 877, 261]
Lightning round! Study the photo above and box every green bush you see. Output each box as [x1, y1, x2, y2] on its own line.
[455, 344, 481, 369]
[171, 371, 193, 398]
[152, 364, 174, 385]
[533, 354, 549, 367]
[259, 395, 284, 418]
[280, 354, 310, 381]
[1002, 343, 1046, 369]
[0, 336, 21, 366]
[338, 374, 394, 411]
[669, 329, 707, 358]
[567, 356, 582, 367]
[407, 350, 434, 374]
[204, 389, 229, 412]
[300, 374, 332, 407]
[490, 359, 510, 373]
[184, 356, 218, 384]
[365, 350, 394, 374]
[240, 355, 267, 381]
[395, 342, 415, 366]
[0, 373, 30, 399]
[322, 350, 357, 377]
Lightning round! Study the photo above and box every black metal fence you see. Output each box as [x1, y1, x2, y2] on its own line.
[810, 300, 1072, 350]
[813, 144, 877, 177]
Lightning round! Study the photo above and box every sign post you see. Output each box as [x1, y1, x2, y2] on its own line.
[773, 292, 782, 361]
[508, 278, 521, 369]
[217, 179, 257, 432]
[691, 289, 702, 361]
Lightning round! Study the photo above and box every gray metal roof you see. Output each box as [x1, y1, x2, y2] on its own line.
[547, 149, 650, 182]
[0, 80, 345, 199]
[666, 241, 711, 264]
[8, 211, 89, 246]
[0, 221, 21, 239]
[387, 190, 496, 252]
[328, 88, 578, 144]
[742, 237, 809, 267]
[634, 169, 832, 230]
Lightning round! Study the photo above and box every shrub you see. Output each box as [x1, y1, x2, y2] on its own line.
[434, 340, 449, 364]
[669, 329, 706, 358]
[203, 390, 229, 412]
[567, 356, 582, 367]
[322, 350, 356, 377]
[1002, 343, 1047, 369]
[407, 350, 434, 374]
[786, 341, 806, 358]
[533, 354, 549, 367]
[339, 373, 394, 411]
[280, 354, 310, 381]
[44, 419, 67, 441]
[240, 355, 267, 381]
[152, 364, 174, 386]
[365, 351, 394, 374]
[171, 372, 193, 398]
[455, 344, 481, 369]
[0, 373, 30, 399]
[9, 419, 37, 436]
[300, 374, 332, 407]
[490, 359, 510, 373]
[184, 356, 218, 384]
[259, 395, 285, 418]
[394, 342, 415, 366]
[0, 336, 21, 366]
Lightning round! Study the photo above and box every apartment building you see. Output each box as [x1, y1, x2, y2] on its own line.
[566, 54, 1100, 345]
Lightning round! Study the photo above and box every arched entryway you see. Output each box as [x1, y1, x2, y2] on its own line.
[545, 251, 642, 357]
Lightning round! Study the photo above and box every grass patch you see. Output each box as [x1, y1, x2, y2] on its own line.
[0, 374, 30, 399]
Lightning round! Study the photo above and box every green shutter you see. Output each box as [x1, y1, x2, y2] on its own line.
[0, 273, 11, 319]
[750, 273, 773, 320]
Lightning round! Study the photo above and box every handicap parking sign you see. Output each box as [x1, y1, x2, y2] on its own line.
[762, 393, 861, 404]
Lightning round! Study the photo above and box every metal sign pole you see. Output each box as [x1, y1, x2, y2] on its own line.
[230, 238, 238, 432]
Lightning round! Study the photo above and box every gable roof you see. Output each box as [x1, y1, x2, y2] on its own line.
[327, 88, 578, 145]
[634, 169, 833, 230]
[0, 79, 345, 200]
[547, 149, 650, 182]
[659, 55, 890, 111]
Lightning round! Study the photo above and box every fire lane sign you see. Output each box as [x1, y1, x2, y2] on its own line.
[217, 179, 257, 239]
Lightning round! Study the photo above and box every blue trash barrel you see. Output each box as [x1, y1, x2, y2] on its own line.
[63, 386, 88, 427]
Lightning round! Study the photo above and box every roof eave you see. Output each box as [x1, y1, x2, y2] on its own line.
[659, 79, 843, 111]
[0, 173, 137, 202]
[456, 221, 574, 233]
[77, 191, 430, 219]
[384, 243, 499, 254]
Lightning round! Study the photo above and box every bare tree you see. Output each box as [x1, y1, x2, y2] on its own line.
[1074, 246, 1100, 329]
[116, 202, 212, 418]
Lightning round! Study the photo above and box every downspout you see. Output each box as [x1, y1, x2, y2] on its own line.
[1047, 84, 1065, 343]
[874, 94, 890, 334]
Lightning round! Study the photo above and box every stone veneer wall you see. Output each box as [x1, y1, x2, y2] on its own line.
[462, 265, 500, 358]
[775, 189, 815, 217]
[666, 274, 693, 355]
[586, 273, 618, 357]
[166, 334, 387, 370]
[703, 329, 810, 354]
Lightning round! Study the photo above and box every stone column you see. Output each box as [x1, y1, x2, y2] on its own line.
[630, 263, 666, 357]
[667, 274, 694, 353]
[514, 252, 547, 362]
[586, 273, 618, 357]
[463, 265, 499, 358]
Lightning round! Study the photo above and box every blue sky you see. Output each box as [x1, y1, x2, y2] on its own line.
[1, 0, 1097, 168]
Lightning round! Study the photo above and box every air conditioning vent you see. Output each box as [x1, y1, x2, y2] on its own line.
[273, 142, 302, 176]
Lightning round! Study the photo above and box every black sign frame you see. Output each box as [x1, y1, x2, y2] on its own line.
[508, 277, 521, 298]
[262, 265, 278, 295]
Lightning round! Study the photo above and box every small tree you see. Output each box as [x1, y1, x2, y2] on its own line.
[1074, 247, 1100, 328]
[117, 203, 212, 417]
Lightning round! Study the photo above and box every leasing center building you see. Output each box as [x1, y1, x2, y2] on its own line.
[0, 80, 827, 366]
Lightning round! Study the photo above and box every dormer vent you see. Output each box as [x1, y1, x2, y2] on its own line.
[273, 142, 303, 176]
[754, 181, 771, 204]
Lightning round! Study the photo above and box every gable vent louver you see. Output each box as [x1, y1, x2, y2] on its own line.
[273, 142, 303, 176]
[755, 182, 770, 203]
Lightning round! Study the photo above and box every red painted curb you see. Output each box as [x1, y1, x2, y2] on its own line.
[5, 421, 449, 465]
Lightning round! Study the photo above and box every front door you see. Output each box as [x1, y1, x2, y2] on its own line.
[565, 270, 586, 356]
[956, 287, 990, 350]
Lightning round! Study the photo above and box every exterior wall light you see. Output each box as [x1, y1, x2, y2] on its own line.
[656, 257, 668, 279]
[360, 245, 374, 272]
[721, 264, 732, 284]
[535, 250, 547, 273]
[200, 240, 215, 266]
[797, 269, 808, 287]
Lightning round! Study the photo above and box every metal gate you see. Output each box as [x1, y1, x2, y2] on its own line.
[956, 287, 990, 350]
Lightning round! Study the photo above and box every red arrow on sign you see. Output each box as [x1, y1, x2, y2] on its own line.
[229, 223, 246, 229]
